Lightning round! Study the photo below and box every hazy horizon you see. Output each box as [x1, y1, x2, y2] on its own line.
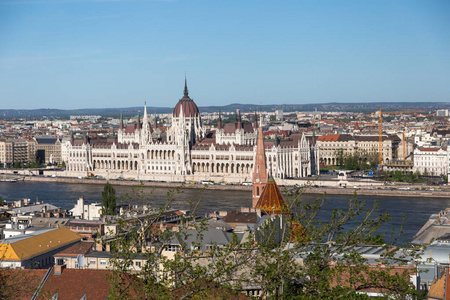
[1, 101, 448, 114]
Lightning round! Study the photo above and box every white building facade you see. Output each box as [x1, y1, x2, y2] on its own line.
[62, 82, 319, 183]
[70, 197, 102, 221]
[413, 147, 448, 177]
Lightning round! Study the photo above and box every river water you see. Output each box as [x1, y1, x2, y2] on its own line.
[1, 181, 449, 245]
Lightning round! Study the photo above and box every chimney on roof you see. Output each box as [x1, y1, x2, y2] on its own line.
[54, 264, 65, 275]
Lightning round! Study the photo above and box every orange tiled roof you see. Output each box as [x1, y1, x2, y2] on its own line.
[317, 134, 340, 141]
[0, 227, 80, 261]
[255, 176, 289, 215]
[428, 273, 446, 299]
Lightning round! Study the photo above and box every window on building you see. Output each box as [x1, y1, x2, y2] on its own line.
[100, 259, 107, 265]
[90, 259, 96, 265]
[135, 261, 141, 267]
[166, 245, 181, 252]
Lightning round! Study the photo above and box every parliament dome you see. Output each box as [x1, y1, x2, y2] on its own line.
[173, 79, 200, 118]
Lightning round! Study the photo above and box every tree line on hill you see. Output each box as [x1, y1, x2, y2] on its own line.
[1, 102, 447, 119]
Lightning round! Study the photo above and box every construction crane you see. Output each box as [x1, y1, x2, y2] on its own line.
[370, 107, 425, 170]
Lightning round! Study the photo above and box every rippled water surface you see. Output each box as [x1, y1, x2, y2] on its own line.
[2, 181, 449, 244]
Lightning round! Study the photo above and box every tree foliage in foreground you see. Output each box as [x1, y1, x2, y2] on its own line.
[106, 184, 424, 300]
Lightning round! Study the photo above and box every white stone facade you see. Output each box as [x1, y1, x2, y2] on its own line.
[62, 84, 318, 183]
[70, 197, 102, 221]
[413, 147, 448, 176]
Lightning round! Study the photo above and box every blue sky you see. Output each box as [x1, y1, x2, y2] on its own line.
[0, 0, 449, 109]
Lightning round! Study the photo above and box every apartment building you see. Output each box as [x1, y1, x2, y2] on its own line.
[0, 138, 36, 167]
[317, 134, 395, 166]
[35, 136, 63, 164]
[413, 147, 448, 177]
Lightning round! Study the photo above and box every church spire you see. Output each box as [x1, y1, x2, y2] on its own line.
[255, 175, 289, 215]
[218, 110, 223, 130]
[252, 126, 268, 207]
[120, 112, 124, 130]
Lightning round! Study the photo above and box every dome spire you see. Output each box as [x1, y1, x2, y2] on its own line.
[184, 76, 189, 98]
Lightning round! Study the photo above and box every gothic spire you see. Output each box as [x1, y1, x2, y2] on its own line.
[252, 126, 268, 207]
[218, 110, 223, 130]
[120, 112, 124, 129]
[137, 112, 141, 129]
[183, 76, 189, 98]
[237, 110, 242, 129]
[143, 102, 148, 122]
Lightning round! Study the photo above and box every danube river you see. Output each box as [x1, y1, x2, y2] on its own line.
[2, 181, 450, 245]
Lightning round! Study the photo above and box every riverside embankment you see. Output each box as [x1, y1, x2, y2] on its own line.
[19, 175, 450, 198]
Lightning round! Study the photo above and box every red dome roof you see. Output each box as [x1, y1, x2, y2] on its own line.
[173, 79, 200, 118]
[173, 98, 200, 118]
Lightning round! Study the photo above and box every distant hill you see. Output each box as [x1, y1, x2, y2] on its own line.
[0, 102, 449, 119]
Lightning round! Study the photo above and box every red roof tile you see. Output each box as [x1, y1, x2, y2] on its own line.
[317, 134, 340, 141]
[54, 241, 94, 257]
[38, 269, 111, 300]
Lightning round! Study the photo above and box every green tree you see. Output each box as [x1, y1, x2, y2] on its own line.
[335, 149, 345, 167]
[344, 154, 359, 170]
[0, 196, 3, 206]
[393, 170, 404, 182]
[102, 182, 117, 216]
[105, 186, 423, 300]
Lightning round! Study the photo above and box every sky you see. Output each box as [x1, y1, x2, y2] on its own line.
[0, 0, 449, 110]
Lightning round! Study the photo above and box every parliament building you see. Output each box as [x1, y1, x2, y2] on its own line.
[62, 81, 319, 183]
